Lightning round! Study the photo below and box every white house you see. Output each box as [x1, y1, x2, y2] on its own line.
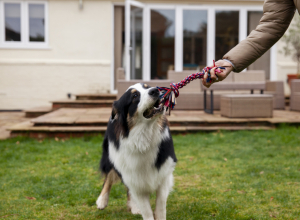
[0, 0, 297, 110]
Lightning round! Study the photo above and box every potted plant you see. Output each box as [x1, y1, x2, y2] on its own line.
[281, 15, 300, 86]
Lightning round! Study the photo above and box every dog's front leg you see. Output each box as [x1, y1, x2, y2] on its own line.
[127, 188, 141, 215]
[96, 169, 119, 210]
[131, 192, 154, 220]
[154, 175, 173, 220]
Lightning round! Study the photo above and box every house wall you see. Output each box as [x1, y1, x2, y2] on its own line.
[0, 0, 113, 110]
[0, 0, 296, 110]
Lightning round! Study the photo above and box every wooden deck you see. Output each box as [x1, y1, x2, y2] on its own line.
[8, 107, 300, 138]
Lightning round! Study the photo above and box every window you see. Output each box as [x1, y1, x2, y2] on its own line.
[5, 3, 21, 42]
[0, 1, 48, 48]
[130, 6, 143, 80]
[151, 9, 175, 79]
[183, 10, 207, 70]
[215, 11, 239, 61]
[122, 2, 273, 83]
[247, 11, 270, 79]
[29, 4, 45, 42]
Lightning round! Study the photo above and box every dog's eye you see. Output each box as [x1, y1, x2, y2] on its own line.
[133, 93, 138, 98]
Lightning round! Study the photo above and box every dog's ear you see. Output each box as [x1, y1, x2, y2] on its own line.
[112, 92, 131, 137]
[111, 101, 118, 120]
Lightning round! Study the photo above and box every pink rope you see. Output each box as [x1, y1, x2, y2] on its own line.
[157, 60, 225, 112]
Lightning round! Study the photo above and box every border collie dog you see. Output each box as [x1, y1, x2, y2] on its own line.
[96, 83, 177, 220]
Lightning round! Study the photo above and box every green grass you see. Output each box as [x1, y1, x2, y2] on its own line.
[1, 125, 300, 219]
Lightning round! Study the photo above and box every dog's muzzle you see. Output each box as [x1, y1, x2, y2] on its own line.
[143, 92, 164, 119]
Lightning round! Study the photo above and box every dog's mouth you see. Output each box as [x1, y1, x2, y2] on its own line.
[143, 99, 164, 119]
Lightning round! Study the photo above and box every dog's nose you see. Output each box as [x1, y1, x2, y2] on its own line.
[148, 88, 159, 97]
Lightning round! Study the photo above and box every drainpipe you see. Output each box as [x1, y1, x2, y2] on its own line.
[79, 0, 83, 10]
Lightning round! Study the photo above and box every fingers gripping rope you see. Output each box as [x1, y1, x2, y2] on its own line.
[157, 60, 225, 114]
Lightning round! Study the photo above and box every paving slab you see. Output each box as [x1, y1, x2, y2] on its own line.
[24, 106, 52, 118]
[0, 112, 29, 139]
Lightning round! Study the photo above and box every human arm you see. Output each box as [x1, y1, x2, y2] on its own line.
[223, 0, 296, 72]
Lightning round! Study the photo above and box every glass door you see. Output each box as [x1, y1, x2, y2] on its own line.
[215, 10, 239, 61]
[150, 9, 175, 79]
[123, 3, 269, 82]
[125, 0, 144, 80]
[182, 9, 208, 70]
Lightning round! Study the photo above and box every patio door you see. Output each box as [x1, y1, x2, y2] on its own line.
[121, 3, 275, 85]
[125, 0, 145, 80]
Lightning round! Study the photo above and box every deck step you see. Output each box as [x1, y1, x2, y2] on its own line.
[31, 108, 110, 126]
[170, 126, 273, 132]
[9, 121, 107, 138]
[32, 118, 273, 127]
[24, 106, 53, 118]
[52, 100, 114, 109]
[75, 94, 117, 101]
[30, 108, 277, 127]
[9, 107, 300, 139]
[9, 121, 274, 138]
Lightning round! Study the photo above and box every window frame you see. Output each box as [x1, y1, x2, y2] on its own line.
[0, 0, 48, 49]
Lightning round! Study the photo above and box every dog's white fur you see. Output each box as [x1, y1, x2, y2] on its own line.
[96, 84, 176, 220]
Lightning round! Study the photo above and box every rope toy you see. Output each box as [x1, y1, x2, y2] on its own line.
[157, 60, 226, 114]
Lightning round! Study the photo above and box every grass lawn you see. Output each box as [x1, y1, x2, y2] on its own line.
[1, 125, 300, 219]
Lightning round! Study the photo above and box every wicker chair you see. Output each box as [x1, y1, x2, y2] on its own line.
[290, 79, 300, 111]
[203, 70, 285, 110]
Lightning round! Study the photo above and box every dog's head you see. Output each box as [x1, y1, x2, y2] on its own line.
[112, 83, 164, 121]
[110, 83, 165, 136]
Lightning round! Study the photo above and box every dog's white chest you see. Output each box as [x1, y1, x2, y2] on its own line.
[108, 125, 173, 193]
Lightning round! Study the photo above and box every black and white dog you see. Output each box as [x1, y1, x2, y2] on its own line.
[96, 83, 177, 220]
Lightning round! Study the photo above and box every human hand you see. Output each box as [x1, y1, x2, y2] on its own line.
[202, 60, 233, 88]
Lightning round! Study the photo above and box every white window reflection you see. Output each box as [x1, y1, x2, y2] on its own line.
[29, 4, 45, 42]
[248, 11, 270, 79]
[183, 10, 207, 70]
[215, 11, 239, 61]
[5, 3, 21, 41]
[151, 9, 175, 79]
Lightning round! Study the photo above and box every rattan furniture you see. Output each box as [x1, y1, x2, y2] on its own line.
[203, 82, 266, 114]
[290, 79, 300, 111]
[221, 94, 273, 118]
[202, 71, 285, 113]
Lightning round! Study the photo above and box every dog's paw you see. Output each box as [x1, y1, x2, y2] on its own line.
[127, 198, 141, 215]
[96, 193, 109, 210]
[154, 211, 166, 220]
[130, 205, 141, 215]
[128, 202, 141, 215]
[154, 215, 166, 220]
